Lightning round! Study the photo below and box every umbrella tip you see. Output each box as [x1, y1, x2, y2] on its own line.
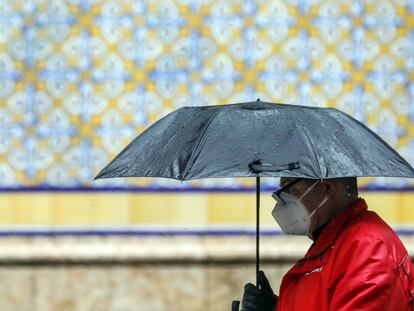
[93, 171, 104, 180]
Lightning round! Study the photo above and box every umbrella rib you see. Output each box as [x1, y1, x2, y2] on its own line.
[181, 109, 221, 180]
[296, 113, 323, 179]
[140, 109, 206, 179]
[338, 110, 414, 176]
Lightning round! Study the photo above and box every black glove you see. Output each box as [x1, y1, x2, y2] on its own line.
[241, 271, 277, 311]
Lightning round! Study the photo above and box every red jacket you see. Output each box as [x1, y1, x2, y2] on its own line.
[276, 198, 414, 311]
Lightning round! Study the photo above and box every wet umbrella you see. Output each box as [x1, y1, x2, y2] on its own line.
[94, 100, 414, 289]
[95, 101, 414, 181]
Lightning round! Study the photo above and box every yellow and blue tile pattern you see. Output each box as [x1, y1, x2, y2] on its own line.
[1, 0, 414, 228]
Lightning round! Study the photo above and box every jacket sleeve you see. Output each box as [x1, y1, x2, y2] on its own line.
[328, 235, 399, 311]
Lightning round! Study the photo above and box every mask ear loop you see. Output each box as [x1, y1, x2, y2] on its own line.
[296, 179, 320, 202]
[309, 196, 329, 218]
[295, 180, 326, 237]
[306, 191, 331, 237]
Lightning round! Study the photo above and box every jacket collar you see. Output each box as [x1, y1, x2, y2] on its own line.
[303, 198, 368, 259]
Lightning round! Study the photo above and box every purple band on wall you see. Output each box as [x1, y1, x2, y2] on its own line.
[1, 186, 414, 192]
[0, 228, 412, 236]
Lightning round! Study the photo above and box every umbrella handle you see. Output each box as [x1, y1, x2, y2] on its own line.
[231, 300, 240, 311]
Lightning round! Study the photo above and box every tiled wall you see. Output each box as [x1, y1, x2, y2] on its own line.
[1, 0, 413, 190]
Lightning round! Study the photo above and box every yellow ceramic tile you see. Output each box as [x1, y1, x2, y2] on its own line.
[169, 194, 208, 225]
[400, 193, 414, 224]
[0, 195, 17, 224]
[207, 193, 255, 224]
[12, 194, 53, 225]
[52, 194, 92, 225]
[260, 195, 278, 225]
[90, 194, 131, 225]
[362, 192, 402, 224]
[130, 193, 175, 224]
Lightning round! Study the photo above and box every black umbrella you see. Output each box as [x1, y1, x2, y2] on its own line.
[95, 101, 414, 180]
[95, 100, 414, 289]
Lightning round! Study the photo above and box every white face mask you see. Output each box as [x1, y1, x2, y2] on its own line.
[271, 180, 329, 236]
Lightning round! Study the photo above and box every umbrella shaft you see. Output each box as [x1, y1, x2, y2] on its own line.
[256, 176, 260, 286]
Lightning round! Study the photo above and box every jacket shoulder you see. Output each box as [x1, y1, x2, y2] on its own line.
[338, 209, 407, 258]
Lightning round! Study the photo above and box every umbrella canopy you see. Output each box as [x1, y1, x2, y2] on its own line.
[95, 101, 414, 181]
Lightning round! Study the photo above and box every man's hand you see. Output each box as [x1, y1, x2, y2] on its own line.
[241, 271, 278, 311]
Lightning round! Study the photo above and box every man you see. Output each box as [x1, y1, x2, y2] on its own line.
[241, 177, 414, 311]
